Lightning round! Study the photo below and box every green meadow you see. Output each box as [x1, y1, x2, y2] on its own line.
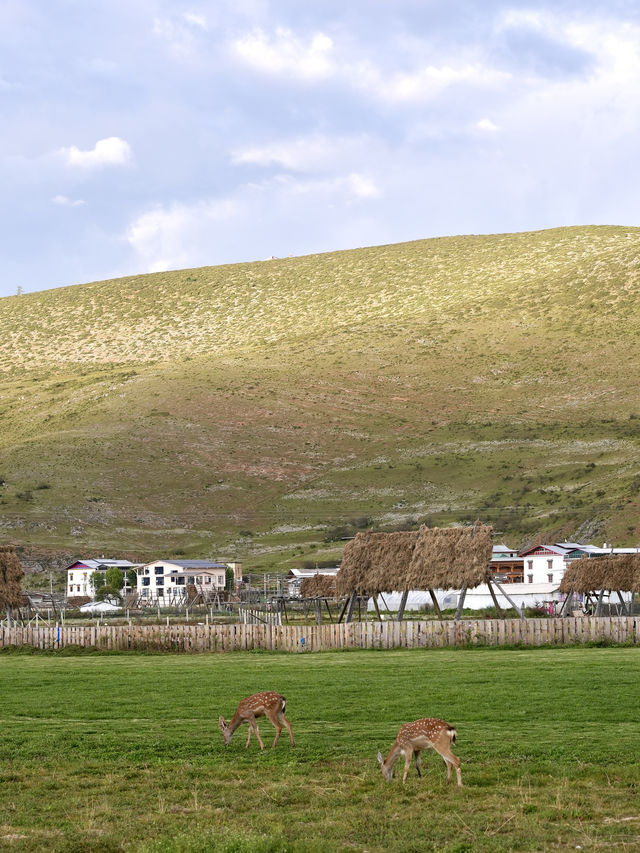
[2, 226, 640, 575]
[1, 646, 639, 851]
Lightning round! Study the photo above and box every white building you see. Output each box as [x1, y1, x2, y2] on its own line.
[137, 560, 236, 605]
[66, 558, 139, 599]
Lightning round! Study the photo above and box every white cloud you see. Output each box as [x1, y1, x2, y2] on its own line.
[476, 118, 499, 132]
[231, 25, 510, 104]
[61, 137, 132, 169]
[348, 173, 380, 199]
[125, 172, 383, 273]
[52, 194, 86, 207]
[125, 198, 238, 272]
[375, 63, 511, 103]
[233, 27, 334, 79]
[231, 133, 375, 173]
[184, 12, 207, 30]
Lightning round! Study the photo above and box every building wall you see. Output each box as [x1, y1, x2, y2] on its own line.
[137, 561, 227, 603]
[522, 553, 567, 585]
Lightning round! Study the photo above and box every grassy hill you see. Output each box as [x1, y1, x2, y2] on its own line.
[2, 225, 640, 576]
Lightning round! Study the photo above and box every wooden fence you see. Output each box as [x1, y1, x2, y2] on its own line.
[1, 617, 640, 653]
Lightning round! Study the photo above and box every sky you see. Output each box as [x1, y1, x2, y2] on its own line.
[2, 0, 640, 298]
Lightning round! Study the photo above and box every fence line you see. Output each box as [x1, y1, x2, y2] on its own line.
[1, 617, 639, 653]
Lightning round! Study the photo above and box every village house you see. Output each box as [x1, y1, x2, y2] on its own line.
[489, 544, 524, 583]
[66, 558, 139, 599]
[137, 559, 242, 605]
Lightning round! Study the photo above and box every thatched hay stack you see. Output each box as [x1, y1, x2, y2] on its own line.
[559, 556, 608, 594]
[604, 554, 640, 592]
[561, 553, 640, 594]
[405, 523, 493, 590]
[300, 574, 337, 598]
[336, 531, 419, 596]
[0, 544, 25, 611]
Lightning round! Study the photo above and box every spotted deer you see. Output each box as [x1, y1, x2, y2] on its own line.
[377, 718, 462, 786]
[218, 691, 294, 750]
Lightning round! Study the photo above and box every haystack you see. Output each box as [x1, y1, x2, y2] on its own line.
[405, 523, 493, 591]
[335, 531, 418, 596]
[604, 554, 640, 592]
[300, 574, 337, 598]
[0, 544, 25, 611]
[559, 556, 609, 595]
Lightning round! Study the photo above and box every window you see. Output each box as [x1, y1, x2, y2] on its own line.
[547, 559, 553, 570]
[196, 576, 202, 584]
[69, 573, 74, 581]
[170, 576, 175, 583]
[155, 566, 164, 575]
[142, 577, 150, 587]
[527, 560, 533, 571]
[528, 574, 533, 584]
[156, 577, 164, 586]
[177, 577, 185, 585]
[204, 576, 211, 584]
[218, 575, 224, 585]
[547, 573, 553, 583]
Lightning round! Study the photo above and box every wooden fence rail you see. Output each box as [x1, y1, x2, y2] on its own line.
[1, 617, 640, 653]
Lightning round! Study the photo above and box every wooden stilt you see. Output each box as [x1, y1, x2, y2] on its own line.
[344, 590, 358, 623]
[428, 589, 443, 620]
[324, 598, 334, 623]
[595, 588, 606, 616]
[373, 594, 382, 621]
[490, 578, 526, 621]
[557, 588, 574, 617]
[487, 579, 502, 612]
[453, 583, 467, 620]
[397, 590, 409, 622]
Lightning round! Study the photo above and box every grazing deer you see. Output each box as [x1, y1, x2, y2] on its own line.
[377, 718, 462, 786]
[218, 691, 294, 750]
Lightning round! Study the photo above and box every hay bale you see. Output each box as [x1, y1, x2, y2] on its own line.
[0, 544, 25, 610]
[300, 574, 337, 598]
[559, 555, 608, 594]
[336, 523, 493, 595]
[405, 523, 493, 590]
[336, 531, 419, 596]
[603, 554, 640, 592]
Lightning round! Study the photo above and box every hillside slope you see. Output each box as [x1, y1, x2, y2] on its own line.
[2, 225, 640, 572]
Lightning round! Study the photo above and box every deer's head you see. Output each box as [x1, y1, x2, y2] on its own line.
[218, 716, 232, 745]
[377, 751, 392, 780]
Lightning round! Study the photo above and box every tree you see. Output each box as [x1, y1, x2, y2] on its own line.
[0, 545, 25, 618]
[105, 566, 124, 591]
[225, 567, 235, 592]
[96, 585, 122, 603]
[90, 571, 105, 594]
[126, 569, 138, 589]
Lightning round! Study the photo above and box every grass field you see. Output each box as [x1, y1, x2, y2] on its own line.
[1, 646, 640, 852]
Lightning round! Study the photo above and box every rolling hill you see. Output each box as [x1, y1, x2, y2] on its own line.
[2, 225, 640, 579]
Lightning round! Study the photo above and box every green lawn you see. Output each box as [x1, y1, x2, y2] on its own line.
[1, 646, 639, 851]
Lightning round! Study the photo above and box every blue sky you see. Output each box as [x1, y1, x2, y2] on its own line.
[2, 0, 640, 297]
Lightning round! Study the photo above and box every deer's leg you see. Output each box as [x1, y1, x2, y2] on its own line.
[414, 750, 422, 778]
[245, 714, 264, 750]
[263, 708, 283, 748]
[437, 745, 462, 787]
[277, 710, 294, 746]
[402, 749, 412, 784]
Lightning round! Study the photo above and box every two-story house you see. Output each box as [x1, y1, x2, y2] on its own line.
[66, 558, 139, 599]
[137, 559, 239, 605]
